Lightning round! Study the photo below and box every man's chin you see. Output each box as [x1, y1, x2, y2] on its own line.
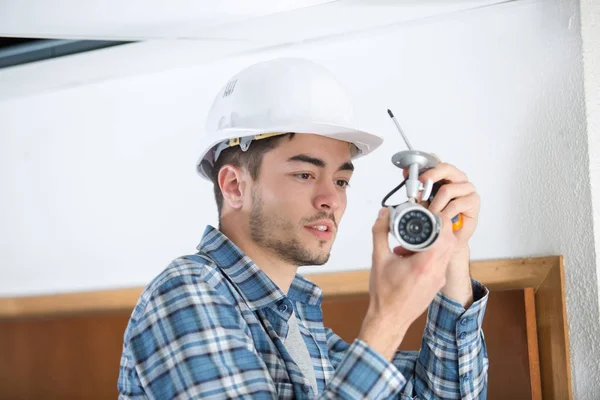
[301, 250, 331, 266]
[298, 258, 329, 267]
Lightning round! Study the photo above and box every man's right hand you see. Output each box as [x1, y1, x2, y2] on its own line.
[358, 207, 458, 360]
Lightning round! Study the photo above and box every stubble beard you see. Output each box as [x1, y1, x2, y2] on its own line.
[249, 188, 332, 267]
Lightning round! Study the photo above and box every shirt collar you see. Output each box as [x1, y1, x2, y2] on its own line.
[196, 225, 323, 310]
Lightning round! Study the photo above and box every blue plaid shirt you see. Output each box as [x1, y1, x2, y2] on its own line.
[118, 226, 489, 399]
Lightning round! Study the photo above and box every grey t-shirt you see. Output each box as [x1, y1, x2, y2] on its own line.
[284, 311, 319, 394]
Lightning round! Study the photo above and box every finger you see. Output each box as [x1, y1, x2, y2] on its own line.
[435, 214, 455, 244]
[428, 182, 476, 214]
[372, 208, 391, 265]
[419, 163, 468, 185]
[393, 246, 415, 257]
[435, 216, 458, 260]
[440, 192, 480, 220]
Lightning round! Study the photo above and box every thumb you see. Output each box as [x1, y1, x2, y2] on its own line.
[372, 208, 391, 265]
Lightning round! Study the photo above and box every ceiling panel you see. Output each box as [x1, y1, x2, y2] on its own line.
[0, 0, 510, 40]
[0, 0, 513, 101]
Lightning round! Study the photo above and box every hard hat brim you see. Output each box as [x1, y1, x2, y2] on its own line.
[196, 122, 383, 180]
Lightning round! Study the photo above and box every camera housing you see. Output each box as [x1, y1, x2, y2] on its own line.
[389, 201, 442, 252]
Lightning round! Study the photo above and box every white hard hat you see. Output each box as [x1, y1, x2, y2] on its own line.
[196, 57, 384, 180]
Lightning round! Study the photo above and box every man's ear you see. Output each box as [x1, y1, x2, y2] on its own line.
[218, 165, 247, 210]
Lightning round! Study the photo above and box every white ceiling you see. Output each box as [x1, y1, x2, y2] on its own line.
[1, 0, 509, 41]
[0, 0, 511, 101]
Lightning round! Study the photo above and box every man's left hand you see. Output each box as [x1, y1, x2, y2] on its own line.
[403, 159, 480, 307]
[416, 161, 480, 253]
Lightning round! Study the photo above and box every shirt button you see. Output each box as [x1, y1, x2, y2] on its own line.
[302, 384, 310, 393]
[461, 373, 470, 381]
[278, 303, 288, 312]
[460, 318, 470, 326]
[459, 332, 467, 339]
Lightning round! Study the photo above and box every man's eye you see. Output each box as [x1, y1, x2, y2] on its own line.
[336, 180, 350, 188]
[296, 173, 313, 180]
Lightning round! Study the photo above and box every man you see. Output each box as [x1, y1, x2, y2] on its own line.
[118, 57, 488, 399]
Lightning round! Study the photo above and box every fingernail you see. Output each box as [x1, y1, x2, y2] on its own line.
[378, 208, 387, 218]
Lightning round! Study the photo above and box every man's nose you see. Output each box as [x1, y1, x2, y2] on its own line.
[313, 181, 341, 212]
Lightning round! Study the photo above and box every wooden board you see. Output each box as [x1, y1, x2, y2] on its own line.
[534, 258, 572, 400]
[0, 257, 556, 319]
[0, 312, 128, 399]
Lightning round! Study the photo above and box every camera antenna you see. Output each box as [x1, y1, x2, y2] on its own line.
[387, 109, 413, 150]
[387, 109, 437, 202]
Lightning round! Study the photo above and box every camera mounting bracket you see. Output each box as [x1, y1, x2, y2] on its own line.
[391, 150, 438, 202]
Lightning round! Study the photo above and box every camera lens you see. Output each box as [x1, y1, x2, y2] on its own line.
[407, 219, 423, 235]
[398, 210, 433, 245]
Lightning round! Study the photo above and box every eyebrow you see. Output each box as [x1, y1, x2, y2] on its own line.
[286, 154, 354, 172]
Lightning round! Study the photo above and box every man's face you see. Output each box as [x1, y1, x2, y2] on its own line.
[248, 133, 354, 266]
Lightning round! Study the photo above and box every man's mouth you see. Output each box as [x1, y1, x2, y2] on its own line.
[304, 220, 335, 240]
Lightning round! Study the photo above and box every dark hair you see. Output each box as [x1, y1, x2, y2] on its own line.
[210, 133, 296, 217]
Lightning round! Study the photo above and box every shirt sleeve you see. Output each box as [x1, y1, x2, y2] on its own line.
[118, 346, 149, 399]
[410, 278, 489, 399]
[326, 279, 489, 400]
[324, 336, 408, 399]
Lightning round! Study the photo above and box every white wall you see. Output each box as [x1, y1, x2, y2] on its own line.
[1, 0, 598, 397]
[581, 0, 600, 327]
